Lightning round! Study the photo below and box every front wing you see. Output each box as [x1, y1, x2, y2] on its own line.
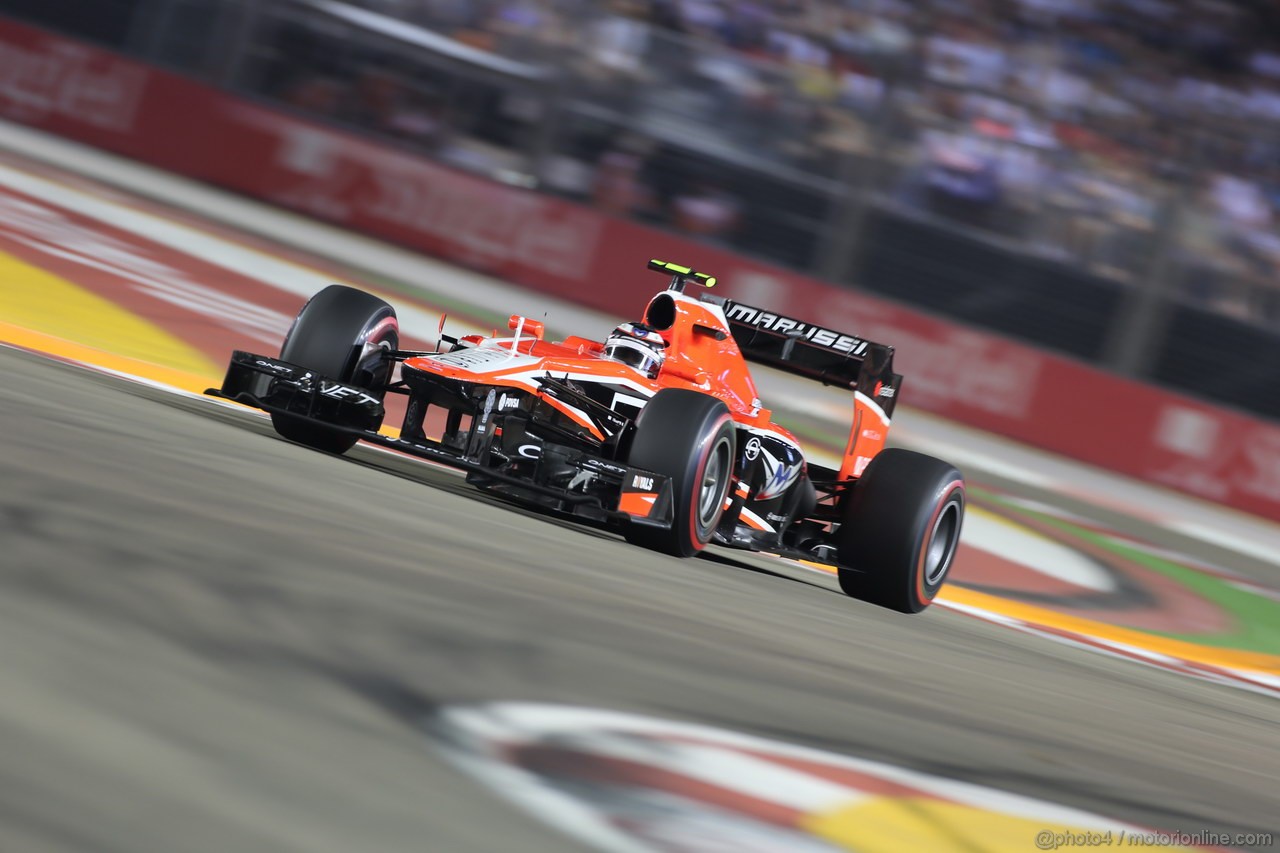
[207, 351, 674, 527]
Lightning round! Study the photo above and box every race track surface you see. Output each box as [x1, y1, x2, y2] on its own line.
[2, 348, 1276, 852]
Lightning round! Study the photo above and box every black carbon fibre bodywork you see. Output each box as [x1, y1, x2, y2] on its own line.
[208, 351, 674, 525]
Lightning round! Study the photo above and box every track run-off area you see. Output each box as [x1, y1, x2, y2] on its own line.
[0, 124, 1278, 852]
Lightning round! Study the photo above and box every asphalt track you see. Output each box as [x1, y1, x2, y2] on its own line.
[2, 347, 1277, 853]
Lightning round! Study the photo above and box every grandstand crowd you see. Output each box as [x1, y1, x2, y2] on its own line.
[269, 0, 1280, 321]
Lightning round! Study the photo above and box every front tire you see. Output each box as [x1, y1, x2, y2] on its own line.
[624, 389, 736, 557]
[836, 449, 964, 613]
[271, 285, 398, 454]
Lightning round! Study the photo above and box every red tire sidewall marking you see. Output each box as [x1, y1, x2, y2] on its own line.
[365, 315, 399, 344]
[916, 480, 965, 605]
[687, 413, 734, 552]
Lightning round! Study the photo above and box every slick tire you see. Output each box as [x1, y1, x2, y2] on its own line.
[271, 285, 398, 454]
[835, 449, 964, 613]
[624, 389, 735, 557]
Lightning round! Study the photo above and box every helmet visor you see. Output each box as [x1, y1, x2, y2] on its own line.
[603, 338, 662, 377]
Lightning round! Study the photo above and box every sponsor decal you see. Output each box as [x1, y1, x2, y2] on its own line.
[1153, 405, 1221, 460]
[498, 393, 521, 410]
[583, 458, 628, 476]
[1239, 427, 1280, 502]
[724, 303, 870, 356]
[860, 428, 883, 441]
[873, 327, 1040, 419]
[754, 433, 805, 500]
[253, 114, 604, 281]
[853, 455, 872, 476]
[516, 444, 542, 459]
[254, 359, 293, 375]
[1145, 404, 1235, 501]
[365, 167, 600, 279]
[743, 436, 762, 461]
[631, 474, 654, 490]
[317, 380, 378, 405]
[475, 388, 497, 435]
[0, 36, 147, 132]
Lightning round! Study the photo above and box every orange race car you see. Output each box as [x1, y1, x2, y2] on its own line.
[208, 260, 965, 613]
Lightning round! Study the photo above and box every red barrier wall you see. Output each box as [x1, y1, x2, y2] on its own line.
[4, 17, 1280, 520]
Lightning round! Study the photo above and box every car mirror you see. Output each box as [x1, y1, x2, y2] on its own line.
[508, 315, 545, 340]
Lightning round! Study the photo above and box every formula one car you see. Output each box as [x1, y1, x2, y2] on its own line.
[207, 260, 965, 612]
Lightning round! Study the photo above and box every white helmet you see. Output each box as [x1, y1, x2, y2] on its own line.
[602, 322, 667, 379]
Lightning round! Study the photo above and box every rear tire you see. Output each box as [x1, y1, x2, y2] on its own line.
[836, 449, 964, 613]
[624, 389, 736, 557]
[271, 285, 398, 454]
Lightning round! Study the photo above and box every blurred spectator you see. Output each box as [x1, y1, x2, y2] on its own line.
[343, 69, 401, 130]
[386, 90, 448, 152]
[920, 129, 1003, 226]
[582, 1, 651, 80]
[1210, 172, 1272, 232]
[251, 0, 1280, 323]
[281, 76, 349, 115]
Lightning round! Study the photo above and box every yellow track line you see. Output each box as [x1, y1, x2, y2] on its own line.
[942, 586, 1280, 675]
[788, 558, 1279, 676]
[0, 320, 216, 393]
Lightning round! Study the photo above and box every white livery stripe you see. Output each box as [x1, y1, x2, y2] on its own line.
[738, 506, 776, 533]
[853, 390, 889, 425]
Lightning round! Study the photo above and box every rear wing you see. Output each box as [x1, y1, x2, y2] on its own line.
[708, 297, 902, 418]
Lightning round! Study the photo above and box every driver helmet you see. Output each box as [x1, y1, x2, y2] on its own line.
[602, 322, 667, 379]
